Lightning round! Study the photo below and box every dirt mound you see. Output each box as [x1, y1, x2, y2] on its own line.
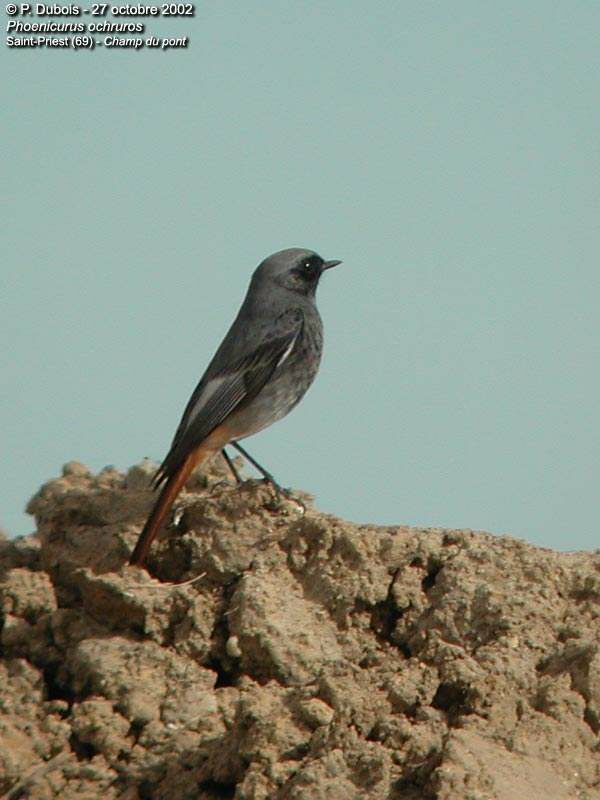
[1, 459, 599, 799]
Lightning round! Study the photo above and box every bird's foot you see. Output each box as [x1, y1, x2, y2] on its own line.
[263, 480, 306, 514]
[210, 477, 239, 493]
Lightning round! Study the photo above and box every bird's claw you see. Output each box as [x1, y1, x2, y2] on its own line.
[263, 481, 306, 514]
[210, 478, 238, 493]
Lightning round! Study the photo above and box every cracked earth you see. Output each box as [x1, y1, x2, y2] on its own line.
[1, 458, 599, 799]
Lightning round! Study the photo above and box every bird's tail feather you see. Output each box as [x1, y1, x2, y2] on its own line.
[129, 445, 210, 566]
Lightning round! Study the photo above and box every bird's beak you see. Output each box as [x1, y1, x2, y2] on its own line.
[322, 259, 342, 271]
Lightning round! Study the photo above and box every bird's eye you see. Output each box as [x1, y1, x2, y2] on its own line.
[300, 256, 321, 279]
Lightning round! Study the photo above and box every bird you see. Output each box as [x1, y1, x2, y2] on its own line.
[129, 247, 341, 566]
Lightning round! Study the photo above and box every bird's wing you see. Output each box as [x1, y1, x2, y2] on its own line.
[153, 307, 304, 488]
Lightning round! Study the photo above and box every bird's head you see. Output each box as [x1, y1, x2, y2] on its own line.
[252, 248, 341, 299]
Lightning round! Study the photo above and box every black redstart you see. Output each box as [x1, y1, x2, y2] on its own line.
[129, 247, 341, 566]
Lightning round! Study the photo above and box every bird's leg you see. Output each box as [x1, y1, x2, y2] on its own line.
[221, 448, 243, 485]
[230, 441, 289, 499]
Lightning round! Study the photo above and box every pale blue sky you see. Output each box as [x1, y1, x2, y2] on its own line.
[3, 2, 599, 550]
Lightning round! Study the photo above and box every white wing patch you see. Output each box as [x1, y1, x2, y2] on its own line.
[276, 332, 299, 368]
[179, 327, 299, 438]
[182, 376, 227, 431]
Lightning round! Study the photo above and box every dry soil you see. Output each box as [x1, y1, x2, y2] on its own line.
[1, 459, 599, 799]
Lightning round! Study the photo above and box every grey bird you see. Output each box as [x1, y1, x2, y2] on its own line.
[129, 247, 341, 566]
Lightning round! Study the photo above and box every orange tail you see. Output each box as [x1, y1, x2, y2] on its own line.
[129, 445, 211, 566]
